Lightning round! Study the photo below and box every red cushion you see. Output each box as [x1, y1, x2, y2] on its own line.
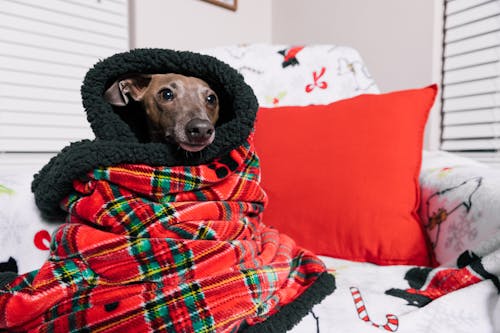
[254, 85, 437, 266]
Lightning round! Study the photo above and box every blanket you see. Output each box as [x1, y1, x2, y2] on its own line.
[0, 138, 333, 332]
[290, 251, 500, 333]
[0, 48, 335, 332]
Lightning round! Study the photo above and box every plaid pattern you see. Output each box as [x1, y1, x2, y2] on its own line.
[0, 137, 328, 332]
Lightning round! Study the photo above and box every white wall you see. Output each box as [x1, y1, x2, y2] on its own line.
[272, 0, 437, 93]
[130, 0, 272, 50]
[131, 0, 438, 91]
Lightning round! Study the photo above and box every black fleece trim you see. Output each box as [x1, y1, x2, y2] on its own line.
[240, 272, 336, 332]
[31, 48, 258, 219]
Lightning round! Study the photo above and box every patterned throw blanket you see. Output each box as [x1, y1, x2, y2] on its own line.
[0, 48, 335, 332]
[0, 137, 334, 332]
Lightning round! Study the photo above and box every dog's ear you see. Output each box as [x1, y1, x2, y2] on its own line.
[104, 74, 152, 106]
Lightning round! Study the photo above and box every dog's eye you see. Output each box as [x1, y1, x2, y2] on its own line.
[206, 94, 217, 105]
[161, 89, 174, 101]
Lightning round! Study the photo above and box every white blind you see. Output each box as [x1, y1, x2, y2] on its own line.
[441, 0, 500, 166]
[0, 0, 129, 161]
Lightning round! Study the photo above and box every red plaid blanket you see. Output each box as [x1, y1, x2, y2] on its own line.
[0, 137, 333, 332]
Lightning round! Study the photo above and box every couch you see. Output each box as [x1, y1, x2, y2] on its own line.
[1, 44, 499, 332]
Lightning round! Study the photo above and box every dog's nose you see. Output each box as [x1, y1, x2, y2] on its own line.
[185, 118, 215, 142]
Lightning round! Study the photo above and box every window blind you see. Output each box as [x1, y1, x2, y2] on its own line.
[441, 0, 500, 166]
[0, 0, 129, 166]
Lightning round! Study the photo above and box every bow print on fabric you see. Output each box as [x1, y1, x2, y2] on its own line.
[306, 67, 328, 93]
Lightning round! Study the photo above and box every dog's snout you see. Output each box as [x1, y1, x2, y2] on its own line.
[185, 119, 215, 142]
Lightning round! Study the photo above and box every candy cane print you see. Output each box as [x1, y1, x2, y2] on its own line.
[350, 287, 399, 332]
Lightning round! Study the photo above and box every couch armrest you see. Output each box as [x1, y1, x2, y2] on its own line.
[419, 151, 500, 265]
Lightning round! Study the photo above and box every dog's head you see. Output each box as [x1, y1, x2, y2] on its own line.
[104, 74, 219, 152]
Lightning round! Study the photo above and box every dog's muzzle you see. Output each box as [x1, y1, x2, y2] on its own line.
[179, 118, 215, 152]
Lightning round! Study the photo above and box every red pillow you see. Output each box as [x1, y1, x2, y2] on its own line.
[254, 85, 437, 266]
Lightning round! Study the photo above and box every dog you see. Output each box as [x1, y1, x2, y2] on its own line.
[104, 74, 219, 152]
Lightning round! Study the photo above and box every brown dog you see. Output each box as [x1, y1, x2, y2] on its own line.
[104, 74, 219, 152]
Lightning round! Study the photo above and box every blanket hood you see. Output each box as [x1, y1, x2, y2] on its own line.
[32, 48, 258, 219]
[82, 48, 258, 150]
